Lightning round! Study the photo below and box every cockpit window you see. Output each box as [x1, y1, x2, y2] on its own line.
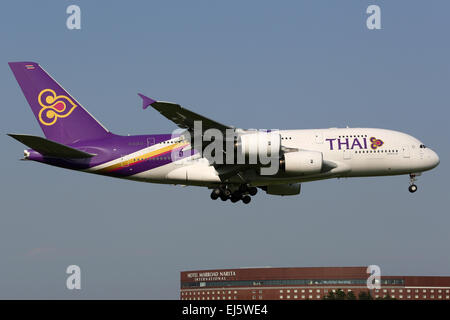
[419, 144, 427, 149]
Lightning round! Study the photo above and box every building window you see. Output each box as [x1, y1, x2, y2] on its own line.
[280, 290, 283, 293]
[294, 290, 297, 293]
[280, 295, 283, 299]
[301, 295, 305, 299]
[294, 295, 298, 299]
[287, 295, 290, 299]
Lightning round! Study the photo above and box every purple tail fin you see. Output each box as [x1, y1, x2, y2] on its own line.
[9, 62, 110, 144]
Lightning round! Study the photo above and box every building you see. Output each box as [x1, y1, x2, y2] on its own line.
[180, 266, 450, 300]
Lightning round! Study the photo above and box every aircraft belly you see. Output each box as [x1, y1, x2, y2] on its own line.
[129, 159, 221, 186]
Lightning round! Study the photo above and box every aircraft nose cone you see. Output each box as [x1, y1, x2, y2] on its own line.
[428, 149, 440, 169]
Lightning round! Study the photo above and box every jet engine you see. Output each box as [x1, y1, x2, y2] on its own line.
[280, 150, 323, 175]
[237, 131, 281, 160]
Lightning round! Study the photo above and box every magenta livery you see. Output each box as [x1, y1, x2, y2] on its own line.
[8, 62, 440, 204]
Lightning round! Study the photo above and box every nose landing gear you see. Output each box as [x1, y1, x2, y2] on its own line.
[408, 174, 418, 193]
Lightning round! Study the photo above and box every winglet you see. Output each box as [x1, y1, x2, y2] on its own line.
[138, 93, 156, 110]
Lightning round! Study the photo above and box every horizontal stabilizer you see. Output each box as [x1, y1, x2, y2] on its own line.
[8, 134, 95, 159]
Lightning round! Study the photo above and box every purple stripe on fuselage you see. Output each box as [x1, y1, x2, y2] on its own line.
[107, 147, 197, 178]
[26, 133, 198, 177]
[69, 133, 175, 168]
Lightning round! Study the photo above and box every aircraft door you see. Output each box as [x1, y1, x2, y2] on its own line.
[147, 137, 155, 147]
[315, 133, 323, 144]
[343, 149, 352, 160]
[121, 156, 129, 167]
[402, 145, 410, 158]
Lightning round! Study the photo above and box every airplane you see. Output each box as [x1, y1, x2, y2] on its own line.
[8, 61, 440, 204]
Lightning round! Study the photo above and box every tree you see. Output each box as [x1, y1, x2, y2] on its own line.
[323, 290, 336, 300]
[358, 291, 373, 300]
[335, 289, 347, 300]
[347, 291, 357, 300]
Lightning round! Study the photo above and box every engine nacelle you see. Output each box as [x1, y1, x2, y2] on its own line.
[238, 132, 281, 160]
[265, 183, 301, 196]
[280, 150, 323, 175]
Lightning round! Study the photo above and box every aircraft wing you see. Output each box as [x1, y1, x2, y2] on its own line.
[138, 93, 232, 132]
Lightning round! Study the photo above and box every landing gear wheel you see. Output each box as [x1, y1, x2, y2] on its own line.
[230, 191, 241, 203]
[210, 188, 221, 200]
[210, 192, 219, 200]
[223, 189, 231, 197]
[408, 174, 418, 193]
[242, 195, 251, 204]
[248, 187, 258, 196]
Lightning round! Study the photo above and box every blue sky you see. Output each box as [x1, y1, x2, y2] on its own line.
[0, 0, 449, 298]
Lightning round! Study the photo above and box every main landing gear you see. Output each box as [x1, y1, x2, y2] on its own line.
[210, 185, 258, 204]
[408, 174, 418, 193]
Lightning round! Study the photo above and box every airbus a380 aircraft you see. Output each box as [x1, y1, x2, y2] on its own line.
[8, 62, 440, 204]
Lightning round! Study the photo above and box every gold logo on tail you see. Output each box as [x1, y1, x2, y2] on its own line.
[37, 89, 77, 126]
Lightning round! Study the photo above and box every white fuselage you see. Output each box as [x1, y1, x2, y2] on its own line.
[109, 128, 439, 188]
